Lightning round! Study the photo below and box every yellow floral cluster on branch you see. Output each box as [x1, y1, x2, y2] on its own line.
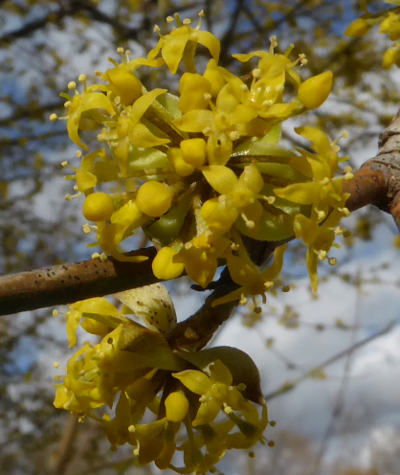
[346, 1, 400, 69]
[54, 10, 349, 301]
[54, 287, 270, 473]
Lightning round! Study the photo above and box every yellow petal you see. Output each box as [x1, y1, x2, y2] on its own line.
[202, 165, 238, 194]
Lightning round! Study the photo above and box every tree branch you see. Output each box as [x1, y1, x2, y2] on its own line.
[0, 247, 157, 316]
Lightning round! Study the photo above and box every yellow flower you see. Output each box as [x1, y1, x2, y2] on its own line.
[380, 11, 400, 41]
[173, 359, 268, 454]
[293, 213, 341, 291]
[213, 244, 287, 306]
[200, 164, 264, 233]
[174, 232, 231, 288]
[274, 126, 346, 218]
[345, 17, 370, 37]
[148, 12, 220, 74]
[65, 86, 115, 150]
[103, 65, 143, 105]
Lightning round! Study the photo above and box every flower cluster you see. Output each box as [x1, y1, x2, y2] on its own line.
[54, 287, 270, 473]
[55, 11, 348, 304]
[345, 1, 400, 69]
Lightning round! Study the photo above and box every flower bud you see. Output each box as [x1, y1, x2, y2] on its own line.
[298, 71, 333, 109]
[83, 192, 114, 222]
[165, 391, 189, 422]
[136, 181, 173, 217]
[168, 148, 195, 176]
[180, 138, 207, 168]
[152, 247, 185, 280]
[345, 18, 369, 37]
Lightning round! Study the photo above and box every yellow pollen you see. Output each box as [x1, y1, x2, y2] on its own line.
[345, 172, 354, 180]
[52, 309, 59, 317]
[78, 74, 87, 82]
[82, 223, 91, 234]
[116, 47, 124, 54]
[229, 130, 240, 141]
[75, 150, 82, 158]
[267, 195, 276, 204]
[49, 113, 58, 122]
[328, 257, 337, 266]
[203, 92, 212, 101]
[224, 405, 233, 414]
[262, 99, 273, 107]
[53, 361, 60, 368]
[67, 81, 76, 90]
[338, 207, 350, 216]
[335, 226, 344, 234]
[64, 101, 71, 108]
[198, 9, 205, 17]
[241, 213, 255, 229]
[240, 295, 248, 305]
[153, 24, 161, 33]
[166, 16, 174, 23]
[183, 18, 191, 25]
[202, 126, 212, 135]
[317, 210, 326, 220]
[61, 160, 68, 168]
[252, 68, 261, 78]
[128, 425, 136, 433]
[341, 130, 349, 139]
[317, 250, 327, 260]
[91, 252, 101, 259]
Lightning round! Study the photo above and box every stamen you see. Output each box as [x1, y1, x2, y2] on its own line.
[241, 212, 255, 228]
[229, 130, 240, 141]
[67, 81, 77, 90]
[49, 113, 58, 122]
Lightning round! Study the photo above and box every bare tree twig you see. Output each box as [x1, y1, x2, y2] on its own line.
[264, 320, 395, 401]
[48, 414, 79, 475]
[0, 247, 157, 316]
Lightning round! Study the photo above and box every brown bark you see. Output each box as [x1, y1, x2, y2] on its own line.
[0, 247, 157, 316]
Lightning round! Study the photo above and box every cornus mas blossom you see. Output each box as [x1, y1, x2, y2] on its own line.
[52, 11, 351, 473]
[346, 1, 400, 69]
[54, 11, 348, 299]
[54, 285, 270, 473]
